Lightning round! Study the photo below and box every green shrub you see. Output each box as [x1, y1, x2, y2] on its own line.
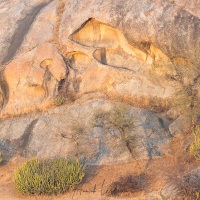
[13, 158, 85, 195]
[54, 96, 65, 106]
[190, 125, 200, 160]
[0, 152, 2, 164]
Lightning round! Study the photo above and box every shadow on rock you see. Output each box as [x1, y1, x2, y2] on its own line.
[0, 139, 15, 166]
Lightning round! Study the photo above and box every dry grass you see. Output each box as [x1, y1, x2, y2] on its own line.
[107, 173, 148, 197]
[166, 162, 200, 200]
[161, 132, 200, 199]
[0, 100, 54, 120]
[76, 90, 171, 113]
[190, 125, 200, 160]
[48, 0, 67, 56]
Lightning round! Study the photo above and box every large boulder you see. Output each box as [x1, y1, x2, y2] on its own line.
[0, 100, 174, 165]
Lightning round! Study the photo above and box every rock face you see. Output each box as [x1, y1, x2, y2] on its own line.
[0, 0, 199, 166]
[0, 100, 173, 165]
[0, 0, 199, 168]
[0, 0, 53, 65]
[0, 0, 199, 117]
[0, 2, 199, 199]
[4, 42, 67, 113]
[60, 0, 200, 66]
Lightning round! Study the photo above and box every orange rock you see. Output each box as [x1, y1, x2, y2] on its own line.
[33, 43, 67, 81]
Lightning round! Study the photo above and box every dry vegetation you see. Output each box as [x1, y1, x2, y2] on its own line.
[107, 173, 148, 197]
[0, 100, 54, 120]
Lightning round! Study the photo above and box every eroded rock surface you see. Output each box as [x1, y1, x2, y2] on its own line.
[0, 0, 198, 164]
[0, 0, 198, 158]
[0, 2, 199, 199]
[60, 0, 200, 66]
[0, 0, 53, 65]
[0, 100, 174, 165]
[0, 0, 199, 118]
[3, 42, 67, 115]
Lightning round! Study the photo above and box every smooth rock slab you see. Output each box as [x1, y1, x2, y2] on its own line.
[0, 100, 174, 165]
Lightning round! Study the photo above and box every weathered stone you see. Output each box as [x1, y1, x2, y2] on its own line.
[0, 2, 199, 197]
[0, 0, 199, 117]
[0, 100, 174, 164]
[0, 0, 53, 65]
[33, 43, 67, 81]
[188, 167, 200, 185]
[169, 116, 192, 136]
[66, 51, 93, 70]
[2, 42, 67, 116]
[174, 0, 200, 18]
[146, 191, 163, 200]
[18, 0, 57, 55]
[93, 46, 151, 72]
[160, 183, 179, 199]
[69, 18, 153, 65]
[60, 0, 200, 66]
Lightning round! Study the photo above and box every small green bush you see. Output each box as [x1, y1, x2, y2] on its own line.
[190, 125, 200, 160]
[54, 96, 65, 106]
[0, 152, 2, 164]
[13, 158, 85, 195]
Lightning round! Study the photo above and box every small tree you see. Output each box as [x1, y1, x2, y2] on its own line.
[93, 103, 140, 168]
